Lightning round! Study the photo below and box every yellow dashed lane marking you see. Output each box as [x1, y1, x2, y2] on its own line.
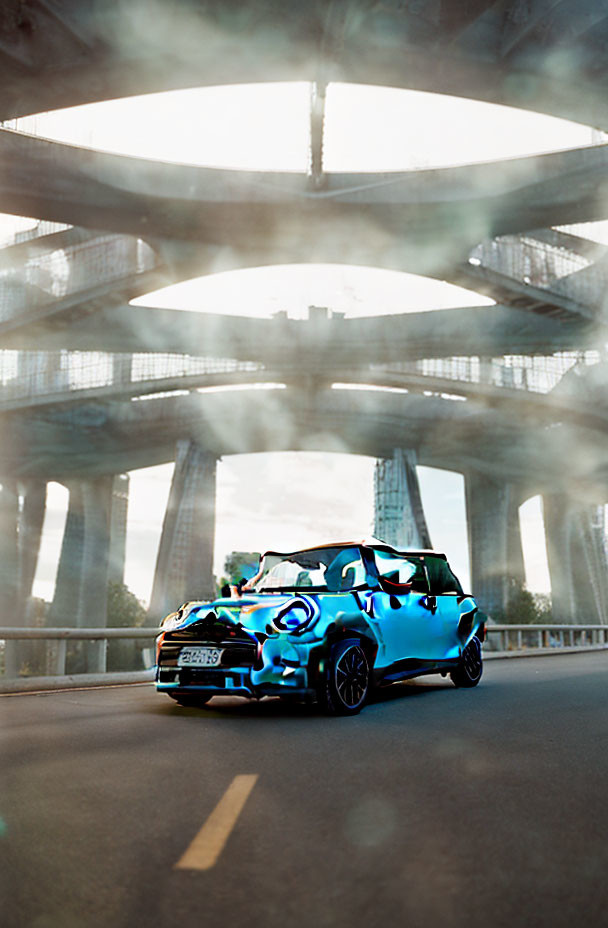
[174, 774, 259, 871]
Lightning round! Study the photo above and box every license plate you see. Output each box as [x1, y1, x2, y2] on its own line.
[178, 646, 223, 668]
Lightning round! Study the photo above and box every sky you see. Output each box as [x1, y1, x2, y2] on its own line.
[2, 81, 604, 605]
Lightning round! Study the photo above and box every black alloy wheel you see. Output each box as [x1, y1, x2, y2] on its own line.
[318, 639, 370, 715]
[450, 636, 483, 688]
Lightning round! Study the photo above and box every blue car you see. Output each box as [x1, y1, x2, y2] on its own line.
[156, 542, 485, 715]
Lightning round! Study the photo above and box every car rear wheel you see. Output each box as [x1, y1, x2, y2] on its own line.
[318, 639, 370, 715]
[450, 636, 483, 688]
[169, 693, 212, 707]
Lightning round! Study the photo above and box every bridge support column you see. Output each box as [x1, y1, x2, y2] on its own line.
[48, 482, 85, 628]
[17, 480, 47, 673]
[80, 477, 113, 672]
[49, 476, 129, 671]
[0, 480, 20, 676]
[18, 479, 47, 607]
[507, 489, 526, 592]
[149, 441, 217, 622]
[543, 494, 608, 624]
[466, 475, 523, 617]
[374, 449, 431, 549]
[109, 474, 129, 585]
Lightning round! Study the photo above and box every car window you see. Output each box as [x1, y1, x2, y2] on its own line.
[425, 556, 463, 595]
[254, 546, 367, 592]
[373, 550, 426, 588]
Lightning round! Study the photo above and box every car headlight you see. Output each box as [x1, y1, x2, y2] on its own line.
[160, 611, 185, 631]
[271, 597, 318, 634]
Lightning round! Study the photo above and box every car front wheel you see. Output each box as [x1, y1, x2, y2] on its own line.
[318, 639, 370, 715]
[450, 636, 483, 688]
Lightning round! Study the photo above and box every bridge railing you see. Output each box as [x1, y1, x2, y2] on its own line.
[410, 351, 600, 394]
[468, 233, 608, 309]
[0, 626, 159, 692]
[486, 624, 608, 651]
[0, 623, 606, 693]
[0, 346, 601, 410]
[0, 351, 266, 409]
[0, 232, 157, 324]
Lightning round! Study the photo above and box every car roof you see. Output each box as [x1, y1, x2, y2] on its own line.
[261, 541, 448, 561]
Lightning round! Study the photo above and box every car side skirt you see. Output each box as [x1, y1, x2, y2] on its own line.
[374, 657, 460, 685]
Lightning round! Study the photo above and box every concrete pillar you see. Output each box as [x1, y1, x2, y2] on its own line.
[48, 482, 85, 628]
[543, 494, 608, 624]
[18, 479, 47, 607]
[572, 505, 608, 625]
[148, 441, 217, 622]
[465, 474, 524, 618]
[543, 493, 576, 624]
[108, 474, 129, 585]
[374, 449, 431, 549]
[80, 477, 113, 672]
[506, 488, 526, 591]
[0, 480, 20, 676]
[14, 480, 47, 674]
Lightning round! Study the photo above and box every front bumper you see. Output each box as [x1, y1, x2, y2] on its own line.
[156, 634, 316, 698]
[156, 665, 312, 698]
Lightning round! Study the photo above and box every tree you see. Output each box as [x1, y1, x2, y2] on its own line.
[107, 581, 147, 628]
[498, 579, 553, 625]
[64, 582, 148, 673]
[106, 581, 147, 671]
[223, 551, 260, 583]
[218, 551, 260, 593]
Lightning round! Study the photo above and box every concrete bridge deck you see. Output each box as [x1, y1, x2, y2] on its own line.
[1, 349, 605, 430]
[2, 385, 606, 501]
[2, 0, 608, 133]
[1, 301, 598, 358]
[2, 129, 608, 278]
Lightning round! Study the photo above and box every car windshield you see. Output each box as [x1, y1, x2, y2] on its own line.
[254, 546, 368, 593]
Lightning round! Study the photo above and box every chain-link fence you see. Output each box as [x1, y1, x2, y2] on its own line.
[0, 347, 601, 409]
[0, 233, 157, 323]
[0, 350, 266, 406]
[377, 351, 601, 395]
[469, 233, 608, 311]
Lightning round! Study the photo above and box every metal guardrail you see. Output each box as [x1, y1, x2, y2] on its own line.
[0, 348, 601, 412]
[0, 626, 159, 691]
[1, 624, 607, 693]
[486, 624, 608, 651]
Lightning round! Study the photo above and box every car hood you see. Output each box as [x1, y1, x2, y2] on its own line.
[174, 593, 324, 636]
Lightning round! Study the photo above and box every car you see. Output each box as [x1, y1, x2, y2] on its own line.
[155, 541, 485, 715]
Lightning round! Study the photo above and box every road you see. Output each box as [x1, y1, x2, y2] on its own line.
[2, 652, 607, 928]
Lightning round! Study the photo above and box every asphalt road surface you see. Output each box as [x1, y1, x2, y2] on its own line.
[2, 652, 607, 928]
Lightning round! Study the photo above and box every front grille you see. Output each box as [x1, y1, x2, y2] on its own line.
[159, 641, 257, 669]
[221, 646, 256, 667]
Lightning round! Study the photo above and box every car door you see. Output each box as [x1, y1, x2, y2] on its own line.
[369, 589, 449, 666]
[431, 593, 463, 660]
[424, 556, 470, 660]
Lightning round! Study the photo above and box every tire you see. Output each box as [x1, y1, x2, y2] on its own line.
[169, 693, 212, 707]
[317, 639, 370, 715]
[450, 636, 483, 688]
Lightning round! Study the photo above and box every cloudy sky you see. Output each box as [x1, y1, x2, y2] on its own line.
[3, 82, 602, 604]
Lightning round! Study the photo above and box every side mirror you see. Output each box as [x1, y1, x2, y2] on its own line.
[422, 595, 437, 615]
